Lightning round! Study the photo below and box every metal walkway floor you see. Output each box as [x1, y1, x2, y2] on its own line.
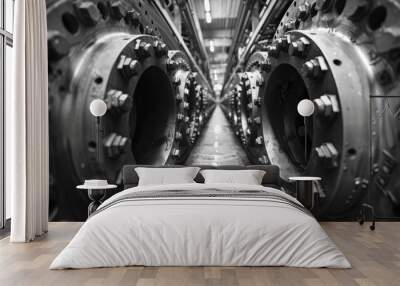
[185, 105, 249, 165]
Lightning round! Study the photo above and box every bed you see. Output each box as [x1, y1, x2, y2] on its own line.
[50, 165, 350, 269]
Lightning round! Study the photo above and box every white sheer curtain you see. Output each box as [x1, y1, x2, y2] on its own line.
[6, 0, 49, 242]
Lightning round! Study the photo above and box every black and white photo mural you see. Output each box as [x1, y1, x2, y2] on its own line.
[47, 0, 400, 221]
[47, 0, 216, 220]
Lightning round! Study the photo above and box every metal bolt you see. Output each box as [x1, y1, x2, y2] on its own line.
[254, 117, 261, 124]
[283, 19, 296, 32]
[258, 156, 268, 164]
[135, 41, 152, 60]
[176, 92, 184, 101]
[372, 163, 380, 174]
[241, 134, 248, 145]
[254, 97, 261, 106]
[175, 131, 183, 140]
[172, 148, 181, 157]
[104, 133, 128, 158]
[246, 89, 252, 97]
[117, 55, 128, 70]
[77, 1, 101, 26]
[173, 76, 181, 85]
[177, 113, 184, 121]
[303, 56, 328, 78]
[297, 4, 310, 21]
[187, 73, 195, 83]
[315, 142, 339, 168]
[109, 89, 122, 107]
[255, 136, 264, 145]
[267, 44, 279, 58]
[153, 41, 168, 57]
[260, 59, 272, 73]
[48, 32, 70, 60]
[125, 9, 140, 26]
[117, 55, 141, 78]
[144, 26, 154, 35]
[240, 73, 248, 80]
[289, 37, 310, 57]
[276, 35, 291, 51]
[313, 94, 340, 117]
[129, 60, 141, 75]
[106, 89, 132, 113]
[111, 1, 126, 20]
[166, 59, 178, 71]
[256, 78, 264, 86]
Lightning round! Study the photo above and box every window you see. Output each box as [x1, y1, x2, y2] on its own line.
[1, 0, 14, 230]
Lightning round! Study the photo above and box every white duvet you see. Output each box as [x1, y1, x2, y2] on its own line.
[50, 183, 351, 269]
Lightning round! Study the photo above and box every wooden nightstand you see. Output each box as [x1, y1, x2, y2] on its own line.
[289, 177, 321, 210]
[77, 182, 117, 217]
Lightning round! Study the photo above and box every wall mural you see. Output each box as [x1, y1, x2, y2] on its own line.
[47, 0, 216, 220]
[47, 0, 400, 221]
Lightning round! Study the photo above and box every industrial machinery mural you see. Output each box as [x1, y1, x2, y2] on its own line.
[47, 0, 215, 220]
[48, 0, 400, 221]
[221, 0, 400, 219]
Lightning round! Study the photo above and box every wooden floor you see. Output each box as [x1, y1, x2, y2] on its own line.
[0, 222, 399, 286]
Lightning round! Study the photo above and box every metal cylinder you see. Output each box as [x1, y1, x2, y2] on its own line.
[222, 0, 400, 219]
[47, 0, 213, 220]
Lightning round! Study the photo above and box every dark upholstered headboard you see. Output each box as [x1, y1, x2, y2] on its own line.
[122, 165, 281, 189]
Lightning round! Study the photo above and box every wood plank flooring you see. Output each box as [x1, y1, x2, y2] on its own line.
[0, 222, 399, 286]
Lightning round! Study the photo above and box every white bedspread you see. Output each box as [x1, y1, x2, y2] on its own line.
[50, 183, 351, 269]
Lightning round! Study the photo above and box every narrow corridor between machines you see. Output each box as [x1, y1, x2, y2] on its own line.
[186, 105, 249, 166]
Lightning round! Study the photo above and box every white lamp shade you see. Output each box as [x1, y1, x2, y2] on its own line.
[297, 99, 315, 117]
[89, 99, 107, 117]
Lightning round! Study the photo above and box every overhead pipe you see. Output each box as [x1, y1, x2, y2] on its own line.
[178, 0, 209, 63]
[151, 0, 213, 92]
[224, 0, 257, 85]
[223, 0, 292, 93]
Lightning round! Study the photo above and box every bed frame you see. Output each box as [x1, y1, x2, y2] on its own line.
[122, 165, 283, 190]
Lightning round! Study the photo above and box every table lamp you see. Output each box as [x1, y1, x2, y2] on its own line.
[89, 99, 107, 163]
[297, 99, 314, 163]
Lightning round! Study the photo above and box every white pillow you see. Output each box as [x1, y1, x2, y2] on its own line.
[200, 169, 265, 185]
[135, 167, 200, 186]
